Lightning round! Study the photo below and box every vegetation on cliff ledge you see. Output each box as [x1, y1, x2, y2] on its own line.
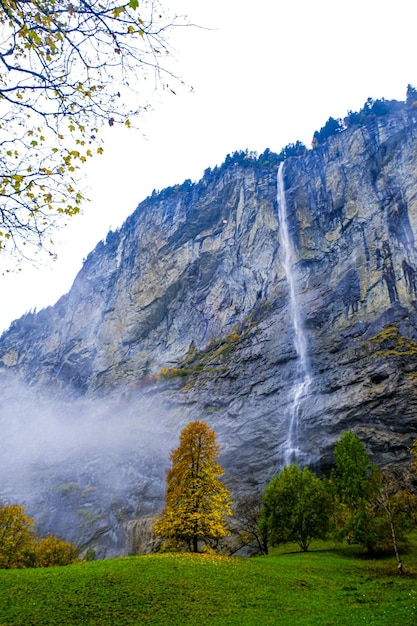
[364, 324, 417, 358]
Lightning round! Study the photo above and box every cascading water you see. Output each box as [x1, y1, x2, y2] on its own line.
[277, 161, 311, 466]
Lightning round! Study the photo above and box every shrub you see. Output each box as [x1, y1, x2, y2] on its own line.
[33, 536, 79, 568]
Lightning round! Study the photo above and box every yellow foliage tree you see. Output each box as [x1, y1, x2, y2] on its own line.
[33, 536, 79, 567]
[0, 503, 35, 568]
[154, 421, 232, 552]
[0, 502, 79, 568]
[0, 1, 184, 264]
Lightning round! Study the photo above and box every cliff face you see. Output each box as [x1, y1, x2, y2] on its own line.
[0, 163, 280, 393]
[1, 104, 417, 557]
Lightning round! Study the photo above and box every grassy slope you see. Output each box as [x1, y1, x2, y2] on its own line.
[0, 543, 416, 625]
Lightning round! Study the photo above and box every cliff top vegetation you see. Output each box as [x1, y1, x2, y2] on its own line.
[147, 84, 417, 204]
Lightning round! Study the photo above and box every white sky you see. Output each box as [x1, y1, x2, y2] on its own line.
[1, 0, 416, 333]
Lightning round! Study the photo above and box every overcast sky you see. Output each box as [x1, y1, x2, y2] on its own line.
[1, 0, 416, 332]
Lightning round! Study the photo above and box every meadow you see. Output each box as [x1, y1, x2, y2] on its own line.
[0, 540, 416, 625]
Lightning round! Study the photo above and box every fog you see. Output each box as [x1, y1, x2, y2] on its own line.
[0, 374, 179, 557]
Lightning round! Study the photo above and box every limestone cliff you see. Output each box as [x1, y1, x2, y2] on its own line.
[1, 102, 417, 557]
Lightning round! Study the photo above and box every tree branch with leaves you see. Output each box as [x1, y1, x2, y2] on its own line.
[0, 0, 184, 264]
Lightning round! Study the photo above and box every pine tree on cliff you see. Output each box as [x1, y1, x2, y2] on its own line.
[406, 84, 417, 108]
[154, 421, 232, 552]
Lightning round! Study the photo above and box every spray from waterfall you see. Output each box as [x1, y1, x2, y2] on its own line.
[277, 161, 311, 466]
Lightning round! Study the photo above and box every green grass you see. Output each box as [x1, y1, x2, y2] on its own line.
[1, 542, 417, 625]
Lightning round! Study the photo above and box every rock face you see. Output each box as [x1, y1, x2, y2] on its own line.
[1, 103, 417, 557]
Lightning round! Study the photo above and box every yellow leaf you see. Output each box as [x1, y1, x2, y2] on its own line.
[112, 6, 125, 18]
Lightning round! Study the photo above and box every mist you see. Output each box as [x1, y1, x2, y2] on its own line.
[0, 373, 178, 557]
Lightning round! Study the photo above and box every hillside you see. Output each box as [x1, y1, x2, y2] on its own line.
[1, 545, 417, 625]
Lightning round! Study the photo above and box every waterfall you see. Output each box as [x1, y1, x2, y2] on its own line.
[277, 161, 311, 466]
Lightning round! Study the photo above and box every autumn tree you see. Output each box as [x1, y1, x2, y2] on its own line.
[32, 536, 79, 567]
[0, 501, 80, 569]
[0, 0, 183, 263]
[154, 421, 232, 552]
[0, 502, 35, 568]
[260, 464, 332, 552]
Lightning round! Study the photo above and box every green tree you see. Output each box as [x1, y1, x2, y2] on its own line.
[278, 140, 307, 160]
[330, 432, 413, 557]
[331, 431, 376, 508]
[0, 0, 182, 263]
[154, 421, 232, 552]
[330, 431, 381, 552]
[406, 84, 417, 108]
[260, 464, 332, 552]
[312, 116, 344, 146]
[0, 503, 35, 568]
